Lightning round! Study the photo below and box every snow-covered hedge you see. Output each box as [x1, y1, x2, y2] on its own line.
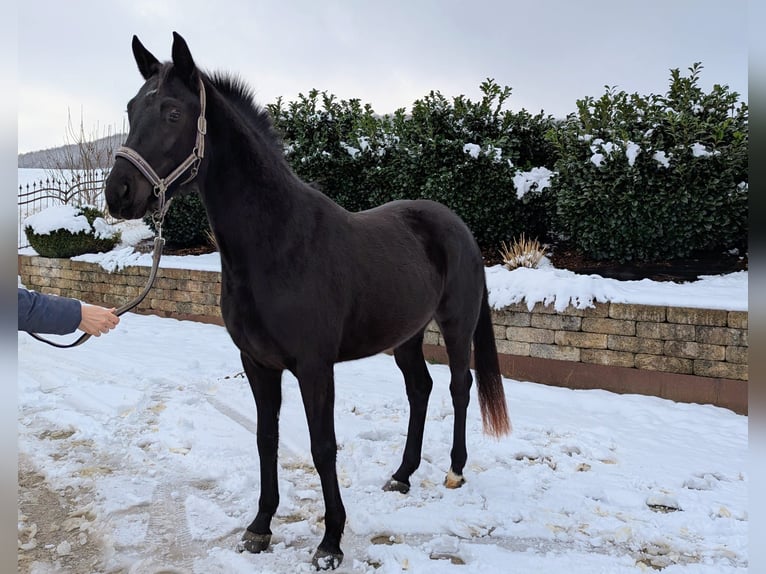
[549, 63, 748, 262]
[268, 79, 559, 251]
[155, 66, 748, 263]
[24, 204, 121, 258]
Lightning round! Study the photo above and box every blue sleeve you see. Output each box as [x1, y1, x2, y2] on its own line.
[18, 288, 82, 335]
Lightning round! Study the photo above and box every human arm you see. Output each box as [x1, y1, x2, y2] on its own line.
[18, 288, 81, 335]
[18, 288, 119, 336]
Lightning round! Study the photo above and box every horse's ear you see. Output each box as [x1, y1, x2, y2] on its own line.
[171, 31, 198, 87]
[131, 35, 160, 80]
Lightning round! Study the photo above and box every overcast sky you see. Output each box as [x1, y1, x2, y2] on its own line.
[17, 0, 748, 154]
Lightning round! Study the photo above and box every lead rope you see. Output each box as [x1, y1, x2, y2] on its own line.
[28, 206, 168, 349]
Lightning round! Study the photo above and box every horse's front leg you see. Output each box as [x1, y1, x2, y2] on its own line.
[238, 354, 283, 554]
[297, 360, 346, 570]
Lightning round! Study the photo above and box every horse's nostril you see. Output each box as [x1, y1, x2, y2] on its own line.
[105, 178, 129, 217]
[108, 180, 129, 201]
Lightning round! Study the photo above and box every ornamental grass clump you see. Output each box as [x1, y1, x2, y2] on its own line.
[24, 204, 121, 258]
[499, 233, 548, 270]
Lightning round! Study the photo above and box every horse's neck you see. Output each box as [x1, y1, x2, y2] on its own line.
[197, 104, 306, 265]
[204, 96, 290, 196]
[202, 158, 296, 233]
[198, 89, 350, 271]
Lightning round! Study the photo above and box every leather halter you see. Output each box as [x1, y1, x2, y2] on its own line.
[115, 75, 207, 215]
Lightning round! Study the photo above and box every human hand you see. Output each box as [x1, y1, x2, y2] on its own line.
[78, 304, 120, 336]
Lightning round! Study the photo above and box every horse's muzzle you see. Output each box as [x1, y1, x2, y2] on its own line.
[104, 170, 155, 220]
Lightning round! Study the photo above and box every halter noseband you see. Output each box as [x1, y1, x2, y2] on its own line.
[115, 75, 207, 225]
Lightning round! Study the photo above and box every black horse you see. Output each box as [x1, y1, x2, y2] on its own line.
[105, 32, 510, 570]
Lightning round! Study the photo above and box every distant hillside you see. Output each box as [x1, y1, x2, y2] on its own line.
[18, 133, 127, 169]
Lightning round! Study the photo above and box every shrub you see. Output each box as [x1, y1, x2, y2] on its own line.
[24, 205, 121, 258]
[549, 63, 748, 262]
[269, 90, 396, 212]
[376, 82, 560, 249]
[144, 189, 211, 247]
[268, 80, 560, 253]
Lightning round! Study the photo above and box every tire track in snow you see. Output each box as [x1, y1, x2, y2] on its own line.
[206, 395, 258, 435]
[206, 394, 312, 466]
[128, 481, 195, 574]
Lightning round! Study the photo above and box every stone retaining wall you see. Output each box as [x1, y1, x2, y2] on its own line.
[425, 302, 748, 382]
[18, 255, 223, 324]
[18, 254, 748, 414]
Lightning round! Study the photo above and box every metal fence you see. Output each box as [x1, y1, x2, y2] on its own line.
[17, 171, 110, 248]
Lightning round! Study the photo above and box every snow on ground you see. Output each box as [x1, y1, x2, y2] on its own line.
[18, 312, 748, 573]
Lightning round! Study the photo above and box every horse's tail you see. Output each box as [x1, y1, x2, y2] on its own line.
[473, 286, 511, 438]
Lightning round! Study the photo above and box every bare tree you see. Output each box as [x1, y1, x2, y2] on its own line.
[43, 108, 126, 208]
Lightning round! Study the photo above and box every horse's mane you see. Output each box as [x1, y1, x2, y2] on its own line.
[206, 70, 284, 154]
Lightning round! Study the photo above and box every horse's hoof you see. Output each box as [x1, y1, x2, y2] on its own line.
[444, 470, 466, 489]
[237, 530, 272, 553]
[383, 478, 410, 494]
[312, 548, 344, 570]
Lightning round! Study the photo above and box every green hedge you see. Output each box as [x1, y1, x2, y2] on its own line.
[152, 68, 748, 264]
[144, 189, 211, 247]
[268, 79, 559, 250]
[549, 63, 748, 262]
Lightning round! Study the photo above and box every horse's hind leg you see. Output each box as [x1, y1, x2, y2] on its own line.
[238, 354, 283, 554]
[437, 317, 474, 489]
[385, 330, 434, 494]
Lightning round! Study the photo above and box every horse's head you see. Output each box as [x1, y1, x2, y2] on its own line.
[105, 32, 206, 220]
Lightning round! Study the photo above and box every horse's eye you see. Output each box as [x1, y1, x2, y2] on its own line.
[168, 109, 182, 123]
